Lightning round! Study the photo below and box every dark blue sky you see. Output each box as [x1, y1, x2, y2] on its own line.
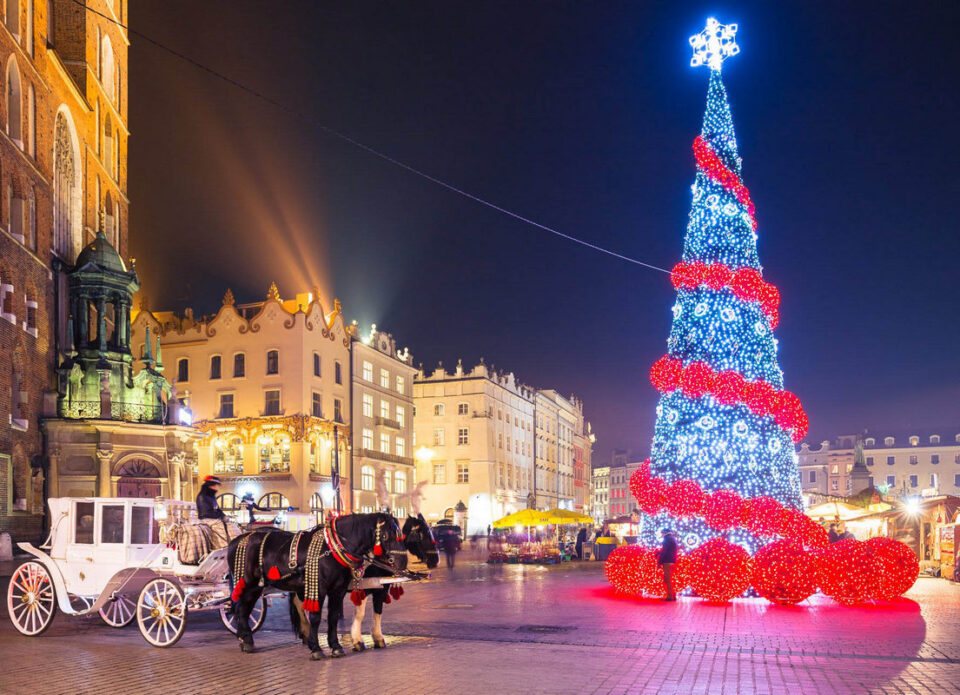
[130, 2, 960, 460]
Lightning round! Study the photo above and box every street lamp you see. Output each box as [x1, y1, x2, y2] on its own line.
[415, 446, 435, 464]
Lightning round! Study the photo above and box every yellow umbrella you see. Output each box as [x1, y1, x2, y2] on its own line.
[544, 508, 594, 524]
[492, 509, 552, 529]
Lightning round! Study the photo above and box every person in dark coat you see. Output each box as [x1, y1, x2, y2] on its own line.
[438, 530, 461, 568]
[828, 524, 840, 543]
[238, 492, 271, 524]
[658, 528, 679, 601]
[197, 475, 226, 520]
[575, 527, 587, 560]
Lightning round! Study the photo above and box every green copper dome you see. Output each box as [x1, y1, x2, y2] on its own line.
[75, 230, 129, 275]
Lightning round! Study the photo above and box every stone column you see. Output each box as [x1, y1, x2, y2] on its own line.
[96, 450, 113, 497]
[47, 446, 61, 499]
[169, 453, 184, 501]
[96, 297, 107, 354]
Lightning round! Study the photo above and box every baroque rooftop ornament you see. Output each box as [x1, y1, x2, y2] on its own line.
[266, 282, 281, 301]
[689, 17, 739, 71]
[222, 288, 235, 306]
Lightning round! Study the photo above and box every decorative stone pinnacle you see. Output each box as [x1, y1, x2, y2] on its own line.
[266, 282, 281, 301]
[222, 288, 236, 306]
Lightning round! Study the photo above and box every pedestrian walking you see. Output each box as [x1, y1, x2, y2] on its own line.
[658, 528, 678, 601]
[575, 527, 587, 560]
[828, 524, 840, 543]
[438, 530, 461, 568]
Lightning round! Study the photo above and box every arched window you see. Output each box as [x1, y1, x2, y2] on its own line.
[53, 109, 81, 260]
[103, 114, 114, 179]
[259, 492, 289, 509]
[26, 186, 35, 250]
[26, 83, 34, 156]
[6, 57, 22, 145]
[6, 0, 19, 37]
[394, 471, 407, 494]
[104, 191, 115, 244]
[213, 435, 243, 474]
[258, 432, 291, 473]
[217, 493, 238, 511]
[24, 0, 32, 56]
[361, 466, 374, 491]
[100, 34, 115, 103]
[310, 492, 324, 513]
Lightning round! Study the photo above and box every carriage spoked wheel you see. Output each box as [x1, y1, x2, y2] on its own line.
[99, 593, 136, 628]
[7, 561, 57, 636]
[136, 578, 187, 647]
[220, 596, 267, 635]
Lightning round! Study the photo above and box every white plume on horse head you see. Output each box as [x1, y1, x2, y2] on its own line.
[409, 480, 428, 516]
[375, 468, 390, 508]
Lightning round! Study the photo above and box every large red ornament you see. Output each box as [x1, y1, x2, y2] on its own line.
[686, 538, 752, 602]
[628, 464, 651, 502]
[743, 496, 787, 537]
[680, 361, 715, 398]
[703, 489, 744, 530]
[639, 551, 690, 598]
[665, 480, 706, 518]
[635, 476, 668, 515]
[702, 263, 733, 290]
[818, 539, 881, 605]
[865, 537, 919, 600]
[713, 370, 746, 405]
[650, 356, 682, 392]
[751, 540, 817, 605]
[744, 380, 777, 417]
[604, 545, 645, 595]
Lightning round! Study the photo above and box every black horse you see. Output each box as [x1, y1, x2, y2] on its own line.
[348, 514, 439, 650]
[226, 512, 406, 659]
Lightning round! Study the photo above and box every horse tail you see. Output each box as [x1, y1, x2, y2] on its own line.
[288, 593, 309, 643]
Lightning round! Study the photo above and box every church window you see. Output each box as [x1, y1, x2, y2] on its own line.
[6, 0, 19, 38]
[53, 110, 80, 260]
[6, 57, 21, 145]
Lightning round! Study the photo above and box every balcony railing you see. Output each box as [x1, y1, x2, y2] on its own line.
[58, 399, 163, 423]
[358, 448, 414, 466]
[375, 415, 401, 430]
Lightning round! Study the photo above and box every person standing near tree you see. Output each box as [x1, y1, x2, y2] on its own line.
[658, 528, 678, 601]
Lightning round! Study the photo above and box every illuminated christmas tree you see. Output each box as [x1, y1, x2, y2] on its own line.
[638, 19, 808, 552]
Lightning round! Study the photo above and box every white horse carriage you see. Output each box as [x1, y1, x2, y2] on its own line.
[5, 496, 281, 647]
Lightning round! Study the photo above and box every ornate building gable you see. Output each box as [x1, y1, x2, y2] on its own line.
[247, 282, 299, 334]
[202, 288, 248, 338]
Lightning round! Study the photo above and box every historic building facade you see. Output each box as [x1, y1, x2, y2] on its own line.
[412, 361, 535, 534]
[590, 465, 609, 522]
[412, 360, 593, 533]
[799, 431, 960, 499]
[1, 0, 128, 541]
[43, 231, 200, 500]
[131, 286, 353, 515]
[350, 326, 416, 516]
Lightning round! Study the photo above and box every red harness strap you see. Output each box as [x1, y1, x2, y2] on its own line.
[325, 517, 362, 569]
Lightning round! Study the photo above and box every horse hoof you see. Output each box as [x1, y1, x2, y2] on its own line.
[330, 647, 345, 658]
[374, 639, 387, 649]
[352, 642, 366, 652]
[239, 642, 255, 654]
[310, 650, 326, 661]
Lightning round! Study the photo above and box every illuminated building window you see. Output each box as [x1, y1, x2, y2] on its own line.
[233, 353, 245, 378]
[380, 433, 390, 454]
[394, 471, 406, 493]
[457, 402, 468, 415]
[264, 389, 280, 416]
[362, 361, 372, 381]
[433, 463, 445, 484]
[362, 429, 373, 450]
[266, 349, 279, 375]
[433, 403, 444, 416]
[258, 433, 290, 473]
[458, 428, 469, 445]
[380, 368, 389, 389]
[395, 437, 405, 458]
[396, 406, 405, 427]
[380, 399, 390, 418]
[210, 355, 221, 380]
[212, 435, 243, 473]
[457, 462, 469, 483]
[361, 466, 374, 491]
[6, 56, 21, 148]
[259, 492, 289, 509]
[433, 428, 444, 446]
[396, 375, 404, 394]
[362, 394, 373, 418]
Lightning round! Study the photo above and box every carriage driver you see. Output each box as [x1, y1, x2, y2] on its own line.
[197, 475, 226, 520]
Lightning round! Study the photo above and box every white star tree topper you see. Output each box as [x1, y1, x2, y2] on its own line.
[689, 17, 739, 71]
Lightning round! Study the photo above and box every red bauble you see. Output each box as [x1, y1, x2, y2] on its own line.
[818, 539, 881, 605]
[628, 465, 651, 503]
[665, 480, 706, 518]
[686, 261, 707, 286]
[687, 538, 752, 602]
[760, 283, 781, 312]
[702, 263, 733, 290]
[744, 380, 777, 417]
[797, 516, 830, 550]
[604, 545, 646, 595]
[640, 551, 691, 598]
[635, 477, 668, 515]
[731, 267, 764, 302]
[865, 537, 919, 600]
[670, 262, 686, 289]
[680, 361, 715, 399]
[743, 496, 787, 537]
[650, 356, 682, 392]
[712, 370, 745, 405]
[703, 489, 744, 530]
[751, 540, 818, 605]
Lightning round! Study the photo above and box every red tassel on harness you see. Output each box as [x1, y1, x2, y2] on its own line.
[383, 593, 392, 604]
[231, 577, 246, 602]
[350, 589, 366, 606]
[267, 566, 281, 581]
[389, 584, 403, 601]
[302, 599, 320, 613]
[374, 543, 383, 556]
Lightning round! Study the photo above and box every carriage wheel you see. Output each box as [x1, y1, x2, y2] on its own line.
[7, 561, 57, 636]
[219, 596, 267, 634]
[136, 578, 187, 647]
[99, 593, 136, 628]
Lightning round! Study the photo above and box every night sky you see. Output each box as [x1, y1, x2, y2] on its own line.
[129, 2, 960, 461]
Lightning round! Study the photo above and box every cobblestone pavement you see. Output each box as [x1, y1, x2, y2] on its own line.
[1, 550, 959, 695]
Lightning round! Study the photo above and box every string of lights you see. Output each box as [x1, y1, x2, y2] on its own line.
[71, 0, 679, 277]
